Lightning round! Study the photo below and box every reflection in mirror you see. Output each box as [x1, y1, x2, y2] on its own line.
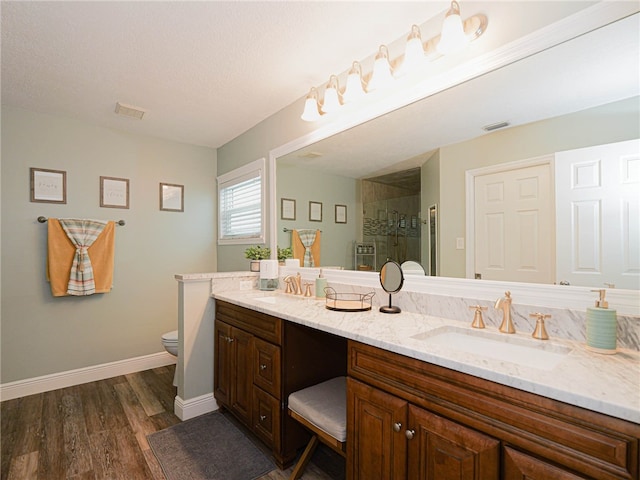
[380, 260, 403, 314]
[428, 204, 438, 276]
[275, 13, 639, 289]
[363, 169, 422, 271]
[401, 261, 426, 276]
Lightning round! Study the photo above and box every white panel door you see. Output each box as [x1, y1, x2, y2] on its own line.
[474, 163, 553, 283]
[555, 139, 640, 289]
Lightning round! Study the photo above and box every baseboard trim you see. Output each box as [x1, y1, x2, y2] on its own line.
[0, 352, 177, 401]
[174, 393, 218, 421]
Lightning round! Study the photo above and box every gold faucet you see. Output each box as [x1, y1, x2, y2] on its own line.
[283, 275, 294, 294]
[283, 274, 302, 295]
[469, 305, 487, 329]
[530, 312, 551, 340]
[495, 291, 515, 333]
[303, 283, 313, 297]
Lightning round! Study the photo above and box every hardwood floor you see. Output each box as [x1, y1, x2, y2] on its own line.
[1, 365, 343, 479]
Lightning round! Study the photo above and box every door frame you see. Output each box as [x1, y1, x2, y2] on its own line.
[464, 154, 555, 280]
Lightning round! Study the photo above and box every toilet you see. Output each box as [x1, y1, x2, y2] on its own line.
[161, 330, 178, 386]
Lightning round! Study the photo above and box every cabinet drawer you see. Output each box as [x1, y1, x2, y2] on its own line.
[408, 404, 499, 479]
[348, 340, 639, 480]
[216, 300, 282, 344]
[253, 386, 281, 451]
[503, 446, 587, 479]
[253, 337, 281, 398]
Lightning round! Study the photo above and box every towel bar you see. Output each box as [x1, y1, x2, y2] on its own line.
[283, 227, 322, 232]
[37, 216, 126, 226]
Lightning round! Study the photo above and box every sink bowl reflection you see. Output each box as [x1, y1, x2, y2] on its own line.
[254, 296, 279, 304]
[411, 326, 572, 371]
[249, 292, 308, 305]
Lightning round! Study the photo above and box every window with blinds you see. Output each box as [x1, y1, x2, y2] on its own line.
[217, 158, 266, 244]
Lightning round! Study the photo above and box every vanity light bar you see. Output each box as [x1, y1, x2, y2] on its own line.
[300, 1, 488, 122]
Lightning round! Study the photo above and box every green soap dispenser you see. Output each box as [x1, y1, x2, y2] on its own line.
[586, 288, 617, 354]
[315, 269, 327, 299]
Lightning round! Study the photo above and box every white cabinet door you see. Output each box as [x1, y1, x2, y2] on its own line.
[555, 139, 640, 289]
[474, 163, 553, 283]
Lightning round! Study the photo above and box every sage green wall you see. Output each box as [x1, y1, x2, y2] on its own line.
[277, 163, 358, 269]
[1, 106, 217, 383]
[216, 98, 316, 271]
[421, 150, 440, 274]
[438, 96, 640, 279]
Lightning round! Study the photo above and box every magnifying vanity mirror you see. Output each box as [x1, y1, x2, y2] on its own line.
[379, 260, 404, 314]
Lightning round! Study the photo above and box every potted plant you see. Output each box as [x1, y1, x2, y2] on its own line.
[244, 245, 271, 272]
[277, 246, 293, 265]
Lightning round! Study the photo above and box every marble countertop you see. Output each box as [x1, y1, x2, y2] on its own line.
[213, 289, 640, 424]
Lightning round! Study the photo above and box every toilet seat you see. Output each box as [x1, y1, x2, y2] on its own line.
[162, 330, 178, 345]
[162, 330, 178, 359]
[161, 330, 179, 387]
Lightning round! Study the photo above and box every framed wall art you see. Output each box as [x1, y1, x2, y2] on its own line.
[100, 176, 129, 209]
[30, 167, 66, 204]
[160, 183, 184, 212]
[281, 198, 296, 220]
[309, 201, 322, 222]
[335, 204, 347, 224]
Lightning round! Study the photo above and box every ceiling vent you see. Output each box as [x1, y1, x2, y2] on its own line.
[115, 102, 145, 120]
[483, 121, 510, 132]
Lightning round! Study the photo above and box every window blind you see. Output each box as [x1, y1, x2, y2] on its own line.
[217, 158, 265, 244]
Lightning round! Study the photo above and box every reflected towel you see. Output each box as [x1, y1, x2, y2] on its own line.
[47, 219, 115, 296]
[292, 229, 321, 267]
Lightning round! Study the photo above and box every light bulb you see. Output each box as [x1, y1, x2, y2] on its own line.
[367, 45, 394, 92]
[397, 25, 426, 77]
[437, 1, 469, 55]
[343, 61, 366, 103]
[321, 75, 342, 113]
[300, 87, 321, 122]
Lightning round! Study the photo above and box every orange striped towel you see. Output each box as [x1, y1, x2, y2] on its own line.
[292, 229, 321, 267]
[47, 219, 115, 296]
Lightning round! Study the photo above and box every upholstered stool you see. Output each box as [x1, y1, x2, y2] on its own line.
[287, 376, 347, 480]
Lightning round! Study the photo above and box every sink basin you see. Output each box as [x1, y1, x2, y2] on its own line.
[411, 326, 571, 371]
[250, 292, 308, 305]
[254, 296, 279, 304]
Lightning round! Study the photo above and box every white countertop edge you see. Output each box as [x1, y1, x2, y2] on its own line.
[213, 290, 640, 424]
[175, 272, 258, 281]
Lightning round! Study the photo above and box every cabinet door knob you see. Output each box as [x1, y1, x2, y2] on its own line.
[260, 415, 267, 421]
[393, 422, 402, 432]
[260, 364, 267, 370]
[405, 429, 415, 440]
[228, 337, 234, 343]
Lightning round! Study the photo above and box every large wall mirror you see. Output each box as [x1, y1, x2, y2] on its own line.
[274, 11, 639, 292]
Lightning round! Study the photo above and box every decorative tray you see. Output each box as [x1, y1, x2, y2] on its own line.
[324, 287, 375, 312]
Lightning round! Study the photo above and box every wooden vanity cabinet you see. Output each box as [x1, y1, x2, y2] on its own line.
[503, 446, 587, 479]
[348, 377, 408, 479]
[214, 300, 347, 468]
[348, 340, 640, 480]
[214, 320, 253, 426]
[348, 377, 499, 480]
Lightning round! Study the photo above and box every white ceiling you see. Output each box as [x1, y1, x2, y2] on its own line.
[2, 1, 638, 157]
[1, 1, 446, 149]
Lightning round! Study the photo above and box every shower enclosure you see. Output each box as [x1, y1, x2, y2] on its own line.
[361, 168, 421, 270]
